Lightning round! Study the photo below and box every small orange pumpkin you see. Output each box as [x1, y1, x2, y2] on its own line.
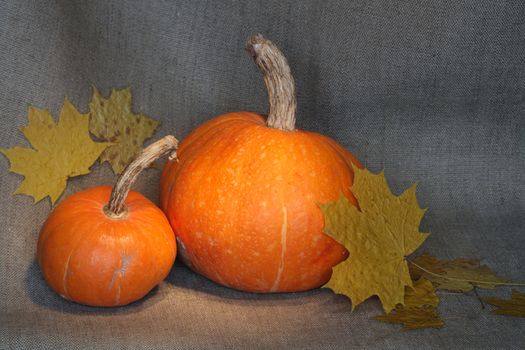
[38, 136, 178, 306]
[160, 35, 362, 293]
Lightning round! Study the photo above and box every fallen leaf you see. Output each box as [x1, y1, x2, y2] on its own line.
[409, 252, 510, 292]
[374, 278, 444, 330]
[403, 278, 439, 308]
[1, 98, 110, 204]
[482, 290, 525, 317]
[321, 166, 429, 313]
[89, 86, 159, 174]
[374, 305, 444, 331]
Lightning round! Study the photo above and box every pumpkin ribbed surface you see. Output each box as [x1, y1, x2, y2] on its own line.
[160, 112, 362, 292]
[38, 186, 176, 306]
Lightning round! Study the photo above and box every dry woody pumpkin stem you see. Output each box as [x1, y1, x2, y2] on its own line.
[246, 34, 297, 131]
[106, 135, 178, 217]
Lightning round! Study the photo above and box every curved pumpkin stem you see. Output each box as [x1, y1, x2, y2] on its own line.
[105, 135, 178, 218]
[246, 34, 297, 132]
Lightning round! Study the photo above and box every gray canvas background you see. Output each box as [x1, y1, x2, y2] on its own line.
[0, 0, 524, 349]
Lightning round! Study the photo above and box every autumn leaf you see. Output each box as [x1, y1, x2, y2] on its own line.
[375, 306, 443, 331]
[482, 290, 525, 317]
[409, 253, 510, 292]
[89, 86, 159, 174]
[0, 98, 110, 204]
[374, 278, 444, 330]
[402, 278, 439, 308]
[321, 166, 429, 313]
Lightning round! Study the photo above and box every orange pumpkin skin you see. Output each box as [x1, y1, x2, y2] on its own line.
[37, 186, 176, 307]
[160, 112, 362, 293]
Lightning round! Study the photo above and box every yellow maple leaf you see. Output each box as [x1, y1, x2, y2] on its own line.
[375, 305, 444, 331]
[403, 278, 439, 308]
[320, 166, 429, 313]
[374, 278, 444, 330]
[1, 98, 110, 204]
[409, 253, 510, 292]
[89, 86, 159, 174]
[482, 290, 525, 317]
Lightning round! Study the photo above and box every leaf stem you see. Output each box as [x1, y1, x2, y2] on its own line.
[105, 135, 178, 217]
[473, 287, 486, 309]
[408, 260, 525, 287]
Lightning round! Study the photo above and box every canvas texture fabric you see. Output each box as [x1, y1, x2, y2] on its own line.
[0, 1, 523, 349]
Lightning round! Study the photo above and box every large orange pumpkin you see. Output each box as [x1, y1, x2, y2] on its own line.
[38, 136, 178, 306]
[160, 34, 362, 293]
